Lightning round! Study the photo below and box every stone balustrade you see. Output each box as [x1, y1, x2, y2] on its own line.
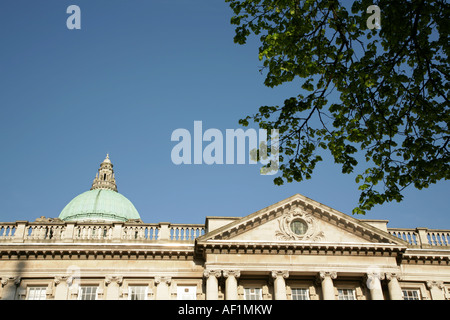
[388, 228, 450, 248]
[1, 221, 450, 248]
[0, 221, 205, 243]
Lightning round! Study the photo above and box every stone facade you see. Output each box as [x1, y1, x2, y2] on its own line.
[0, 194, 449, 300]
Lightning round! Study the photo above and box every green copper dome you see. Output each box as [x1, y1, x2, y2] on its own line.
[59, 189, 140, 222]
[59, 155, 141, 222]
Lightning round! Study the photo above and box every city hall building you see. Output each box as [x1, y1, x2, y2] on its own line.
[0, 156, 449, 300]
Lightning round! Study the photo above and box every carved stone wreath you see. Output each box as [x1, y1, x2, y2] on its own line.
[275, 208, 325, 241]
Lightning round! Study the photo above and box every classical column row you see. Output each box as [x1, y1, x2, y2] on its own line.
[319, 271, 406, 300]
[204, 269, 290, 300]
[0, 275, 173, 300]
[203, 270, 431, 300]
[0, 273, 447, 300]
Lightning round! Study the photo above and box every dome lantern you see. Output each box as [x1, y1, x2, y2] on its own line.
[91, 154, 117, 192]
[58, 155, 141, 222]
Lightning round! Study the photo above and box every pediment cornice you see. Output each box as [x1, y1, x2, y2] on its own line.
[197, 194, 408, 247]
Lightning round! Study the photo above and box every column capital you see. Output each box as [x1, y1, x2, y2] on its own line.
[154, 276, 172, 285]
[385, 272, 402, 281]
[54, 276, 70, 286]
[271, 270, 289, 279]
[1, 276, 20, 286]
[426, 281, 444, 290]
[319, 271, 337, 280]
[365, 271, 385, 281]
[105, 275, 123, 286]
[203, 270, 221, 279]
[223, 270, 240, 279]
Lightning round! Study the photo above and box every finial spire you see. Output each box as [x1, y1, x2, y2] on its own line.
[102, 153, 111, 164]
[91, 155, 117, 192]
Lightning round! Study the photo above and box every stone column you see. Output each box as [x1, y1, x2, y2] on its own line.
[271, 271, 289, 300]
[1, 277, 20, 300]
[223, 270, 240, 300]
[385, 273, 403, 300]
[54, 276, 70, 300]
[105, 276, 123, 300]
[203, 270, 221, 300]
[155, 276, 172, 300]
[318, 271, 336, 300]
[365, 272, 384, 300]
[427, 281, 445, 300]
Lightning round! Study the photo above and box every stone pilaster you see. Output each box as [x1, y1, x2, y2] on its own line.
[1, 277, 20, 300]
[203, 270, 221, 300]
[223, 270, 240, 300]
[154, 276, 172, 300]
[318, 271, 337, 300]
[271, 270, 289, 300]
[426, 281, 445, 300]
[105, 275, 123, 300]
[54, 276, 70, 300]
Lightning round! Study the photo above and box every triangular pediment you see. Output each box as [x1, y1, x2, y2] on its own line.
[197, 194, 407, 246]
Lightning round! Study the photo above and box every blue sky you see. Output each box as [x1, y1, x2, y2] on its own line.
[0, 0, 448, 229]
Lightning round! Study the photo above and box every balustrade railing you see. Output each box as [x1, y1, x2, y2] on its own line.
[169, 224, 205, 241]
[0, 221, 205, 243]
[122, 224, 159, 240]
[0, 224, 16, 240]
[388, 229, 419, 246]
[388, 228, 450, 248]
[75, 224, 114, 240]
[427, 230, 450, 246]
[26, 224, 65, 240]
[1, 221, 449, 248]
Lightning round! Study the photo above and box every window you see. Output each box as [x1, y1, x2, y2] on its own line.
[78, 286, 98, 300]
[338, 289, 356, 300]
[291, 288, 310, 300]
[128, 286, 148, 300]
[27, 287, 47, 300]
[402, 289, 421, 300]
[244, 288, 262, 300]
[177, 286, 197, 300]
[290, 219, 308, 235]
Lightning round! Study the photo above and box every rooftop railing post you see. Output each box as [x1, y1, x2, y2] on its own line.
[13, 221, 27, 243]
[158, 223, 171, 241]
[63, 222, 76, 243]
[416, 228, 429, 249]
[112, 223, 124, 243]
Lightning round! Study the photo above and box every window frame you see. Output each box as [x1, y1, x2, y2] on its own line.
[244, 287, 263, 300]
[176, 285, 197, 300]
[78, 285, 99, 300]
[128, 285, 148, 300]
[401, 288, 421, 300]
[27, 286, 47, 300]
[337, 288, 356, 300]
[291, 287, 310, 300]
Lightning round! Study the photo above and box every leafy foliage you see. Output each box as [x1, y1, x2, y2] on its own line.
[226, 0, 449, 214]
